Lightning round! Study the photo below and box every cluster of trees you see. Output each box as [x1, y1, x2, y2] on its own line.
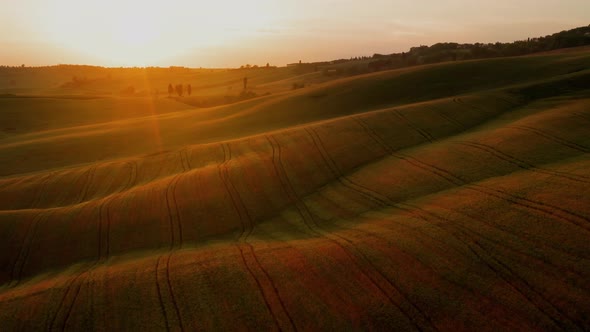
[238, 63, 276, 70]
[168, 83, 192, 97]
[319, 25, 590, 77]
[399, 25, 590, 65]
[0, 64, 26, 68]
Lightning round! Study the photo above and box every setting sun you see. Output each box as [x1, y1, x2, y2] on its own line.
[34, 0, 282, 66]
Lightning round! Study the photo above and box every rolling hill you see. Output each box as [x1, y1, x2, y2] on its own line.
[1, 49, 590, 330]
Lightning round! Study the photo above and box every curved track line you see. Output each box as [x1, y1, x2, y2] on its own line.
[217, 142, 296, 331]
[9, 212, 44, 286]
[573, 112, 590, 123]
[154, 255, 171, 332]
[326, 119, 579, 326]
[454, 140, 590, 184]
[183, 148, 192, 170]
[348, 123, 590, 234]
[59, 269, 93, 331]
[318, 165, 587, 326]
[266, 135, 317, 234]
[401, 202, 583, 331]
[217, 143, 246, 239]
[78, 165, 97, 203]
[394, 110, 434, 142]
[430, 105, 465, 129]
[28, 171, 55, 209]
[178, 150, 187, 172]
[47, 268, 86, 331]
[98, 194, 116, 260]
[299, 128, 437, 331]
[165, 175, 183, 249]
[51, 246, 106, 331]
[172, 176, 184, 248]
[357, 119, 588, 236]
[394, 151, 590, 233]
[321, 211, 547, 323]
[165, 174, 184, 249]
[452, 97, 494, 112]
[152, 177, 186, 329]
[429, 203, 589, 279]
[125, 161, 138, 191]
[165, 252, 184, 332]
[507, 125, 590, 153]
[150, 159, 188, 331]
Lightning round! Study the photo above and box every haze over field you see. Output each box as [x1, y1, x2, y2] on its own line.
[1, 2, 590, 331]
[1, 0, 589, 67]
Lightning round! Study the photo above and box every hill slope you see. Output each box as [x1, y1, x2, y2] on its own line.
[1, 50, 590, 330]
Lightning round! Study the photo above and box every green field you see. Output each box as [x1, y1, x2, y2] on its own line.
[1, 49, 590, 330]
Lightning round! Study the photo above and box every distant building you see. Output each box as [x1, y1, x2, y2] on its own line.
[287, 60, 303, 67]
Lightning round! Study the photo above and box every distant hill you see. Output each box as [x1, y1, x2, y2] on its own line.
[293, 25, 590, 77]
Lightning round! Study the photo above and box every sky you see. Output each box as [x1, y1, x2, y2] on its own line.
[0, 0, 588, 68]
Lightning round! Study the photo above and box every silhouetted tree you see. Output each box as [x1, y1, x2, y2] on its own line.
[168, 83, 173, 96]
[187, 84, 192, 96]
[175, 84, 183, 97]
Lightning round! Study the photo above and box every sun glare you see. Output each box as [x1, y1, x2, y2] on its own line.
[38, 0, 280, 66]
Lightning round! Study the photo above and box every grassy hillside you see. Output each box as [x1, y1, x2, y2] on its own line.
[0, 49, 589, 330]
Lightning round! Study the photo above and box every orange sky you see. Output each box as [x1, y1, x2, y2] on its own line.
[1, 0, 588, 67]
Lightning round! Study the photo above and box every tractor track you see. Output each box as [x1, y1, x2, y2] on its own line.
[78, 165, 97, 203]
[28, 171, 55, 209]
[178, 150, 188, 172]
[59, 269, 92, 331]
[507, 125, 590, 153]
[429, 202, 589, 279]
[217, 142, 296, 331]
[165, 251, 184, 332]
[401, 202, 584, 331]
[98, 194, 116, 260]
[51, 199, 114, 331]
[351, 117, 590, 275]
[49, 237, 106, 332]
[9, 212, 44, 286]
[154, 255, 171, 332]
[436, 110, 464, 129]
[351, 196, 587, 330]
[397, 151, 590, 233]
[125, 161, 138, 191]
[573, 112, 590, 122]
[302, 133, 586, 280]
[298, 119, 579, 329]
[303, 127, 438, 332]
[165, 174, 184, 250]
[353, 118, 590, 234]
[394, 110, 434, 142]
[151, 160, 189, 332]
[429, 105, 465, 129]
[454, 140, 590, 184]
[183, 148, 192, 170]
[47, 267, 88, 331]
[452, 97, 490, 112]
